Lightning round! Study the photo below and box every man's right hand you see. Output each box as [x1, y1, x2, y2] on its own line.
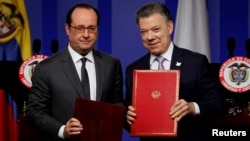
[64, 117, 83, 139]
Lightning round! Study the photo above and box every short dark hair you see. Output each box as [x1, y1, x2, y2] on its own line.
[136, 3, 173, 25]
[66, 3, 100, 26]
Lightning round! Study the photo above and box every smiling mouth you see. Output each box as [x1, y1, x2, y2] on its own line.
[148, 41, 159, 45]
[149, 43, 159, 48]
[149, 43, 157, 46]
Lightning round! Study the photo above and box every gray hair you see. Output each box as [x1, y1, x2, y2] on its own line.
[136, 3, 173, 25]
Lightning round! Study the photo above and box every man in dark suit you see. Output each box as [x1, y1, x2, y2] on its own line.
[26, 3, 124, 141]
[125, 3, 225, 141]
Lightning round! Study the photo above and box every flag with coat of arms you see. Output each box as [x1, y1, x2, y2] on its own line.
[0, 0, 31, 141]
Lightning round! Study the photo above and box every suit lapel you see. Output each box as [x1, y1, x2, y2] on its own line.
[139, 53, 151, 69]
[60, 49, 84, 97]
[170, 46, 184, 70]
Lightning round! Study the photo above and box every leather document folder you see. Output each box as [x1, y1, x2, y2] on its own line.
[71, 98, 126, 141]
[131, 70, 180, 137]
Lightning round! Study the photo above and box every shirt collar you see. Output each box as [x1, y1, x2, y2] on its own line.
[150, 42, 174, 64]
[67, 44, 94, 63]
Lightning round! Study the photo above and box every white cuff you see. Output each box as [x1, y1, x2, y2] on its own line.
[192, 102, 200, 115]
[58, 125, 65, 139]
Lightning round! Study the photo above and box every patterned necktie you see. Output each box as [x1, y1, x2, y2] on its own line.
[81, 58, 90, 99]
[155, 56, 166, 70]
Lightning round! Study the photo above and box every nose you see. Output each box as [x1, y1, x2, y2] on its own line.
[146, 31, 155, 40]
[82, 29, 90, 38]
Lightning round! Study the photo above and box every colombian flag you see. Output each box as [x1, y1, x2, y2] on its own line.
[0, 89, 18, 141]
[0, 0, 32, 61]
[0, 0, 31, 141]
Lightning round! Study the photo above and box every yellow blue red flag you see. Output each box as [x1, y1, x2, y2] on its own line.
[0, 0, 31, 141]
[0, 89, 18, 141]
[0, 0, 31, 61]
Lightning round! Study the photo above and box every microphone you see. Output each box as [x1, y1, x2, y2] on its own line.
[246, 38, 250, 58]
[32, 39, 41, 55]
[50, 39, 59, 55]
[227, 37, 236, 58]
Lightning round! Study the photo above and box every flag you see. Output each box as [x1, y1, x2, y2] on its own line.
[173, 0, 211, 62]
[0, 0, 31, 140]
[0, 89, 18, 141]
[0, 0, 32, 61]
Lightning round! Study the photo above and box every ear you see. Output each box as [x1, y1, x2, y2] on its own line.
[168, 21, 174, 35]
[65, 23, 70, 35]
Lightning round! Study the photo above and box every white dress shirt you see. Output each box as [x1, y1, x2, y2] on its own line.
[68, 45, 97, 100]
[150, 42, 173, 70]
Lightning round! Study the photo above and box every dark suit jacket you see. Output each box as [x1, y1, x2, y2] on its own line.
[26, 48, 124, 140]
[124, 45, 225, 141]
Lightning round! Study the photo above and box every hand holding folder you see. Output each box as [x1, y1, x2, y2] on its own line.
[71, 98, 126, 141]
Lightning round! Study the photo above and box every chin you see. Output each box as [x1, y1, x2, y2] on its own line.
[149, 50, 161, 56]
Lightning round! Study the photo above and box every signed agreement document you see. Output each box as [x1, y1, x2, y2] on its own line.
[71, 98, 126, 141]
[131, 70, 180, 137]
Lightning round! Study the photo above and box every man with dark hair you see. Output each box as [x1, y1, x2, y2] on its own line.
[26, 3, 124, 140]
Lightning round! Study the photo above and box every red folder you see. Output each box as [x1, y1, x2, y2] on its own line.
[131, 70, 180, 137]
[71, 98, 126, 141]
